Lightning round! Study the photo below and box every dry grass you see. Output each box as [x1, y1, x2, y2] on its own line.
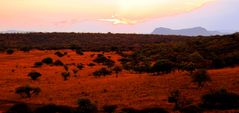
[0, 50, 239, 112]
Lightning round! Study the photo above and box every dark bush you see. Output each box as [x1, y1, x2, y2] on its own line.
[76, 98, 98, 113]
[180, 105, 203, 113]
[93, 68, 112, 77]
[54, 60, 64, 66]
[139, 107, 168, 113]
[35, 104, 73, 113]
[76, 49, 84, 55]
[61, 71, 70, 80]
[93, 54, 108, 63]
[88, 63, 96, 67]
[6, 48, 14, 54]
[42, 57, 53, 64]
[77, 63, 84, 70]
[19, 47, 31, 52]
[103, 105, 117, 113]
[151, 59, 174, 74]
[120, 108, 138, 113]
[15, 85, 41, 98]
[201, 89, 239, 109]
[7, 103, 32, 113]
[191, 69, 211, 88]
[112, 66, 123, 77]
[28, 71, 42, 80]
[34, 62, 43, 67]
[55, 51, 65, 57]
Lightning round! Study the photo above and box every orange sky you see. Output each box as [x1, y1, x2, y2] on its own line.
[4, 0, 239, 33]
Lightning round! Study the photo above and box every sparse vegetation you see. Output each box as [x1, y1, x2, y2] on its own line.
[15, 85, 41, 98]
[34, 62, 43, 67]
[6, 48, 14, 54]
[201, 89, 239, 109]
[61, 71, 70, 80]
[28, 71, 42, 80]
[77, 63, 84, 70]
[88, 63, 96, 67]
[54, 59, 64, 66]
[55, 51, 65, 57]
[76, 98, 98, 113]
[93, 68, 112, 77]
[191, 69, 211, 88]
[42, 57, 53, 64]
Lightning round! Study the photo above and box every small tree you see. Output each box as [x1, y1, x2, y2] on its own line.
[42, 57, 53, 64]
[191, 69, 211, 88]
[61, 72, 70, 81]
[15, 85, 41, 98]
[6, 48, 14, 54]
[112, 66, 122, 77]
[76, 98, 98, 113]
[76, 49, 84, 55]
[28, 71, 42, 80]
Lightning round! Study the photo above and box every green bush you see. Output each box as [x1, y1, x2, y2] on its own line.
[28, 71, 42, 80]
[42, 57, 53, 64]
[15, 85, 41, 98]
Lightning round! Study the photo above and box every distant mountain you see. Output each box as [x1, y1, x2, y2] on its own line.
[152, 27, 223, 36]
[0, 30, 33, 33]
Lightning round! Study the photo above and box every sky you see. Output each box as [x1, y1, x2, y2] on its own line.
[0, 0, 238, 33]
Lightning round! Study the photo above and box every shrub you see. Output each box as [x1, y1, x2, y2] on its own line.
[151, 59, 174, 74]
[61, 72, 70, 80]
[93, 68, 112, 77]
[19, 47, 31, 52]
[93, 54, 108, 63]
[28, 71, 42, 80]
[139, 107, 168, 113]
[15, 85, 41, 98]
[103, 59, 115, 67]
[77, 63, 84, 70]
[88, 63, 96, 67]
[54, 60, 64, 66]
[201, 89, 239, 109]
[55, 51, 65, 57]
[112, 66, 122, 77]
[120, 108, 138, 113]
[6, 48, 14, 54]
[103, 105, 117, 113]
[34, 62, 43, 68]
[6, 103, 32, 113]
[42, 57, 53, 64]
[35, 104, 73, 113]
[76, 49, 84, 55]
[76, 98, 98, 113]
[64, 65, 69, 71]
[180, 105, 203, 113]
[168, 89, 181, 110]
[191, 69, 211, 88]
[73, 68, 79, 77]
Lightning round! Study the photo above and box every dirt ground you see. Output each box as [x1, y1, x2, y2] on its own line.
[0, 50, 239, 112]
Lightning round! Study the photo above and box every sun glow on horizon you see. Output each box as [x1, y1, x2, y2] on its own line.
[0, 0, 215, 29]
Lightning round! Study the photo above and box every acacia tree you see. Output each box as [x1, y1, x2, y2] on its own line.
[191, 69, 211, 88]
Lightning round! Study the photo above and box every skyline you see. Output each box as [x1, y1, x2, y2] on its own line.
[0, 0, 238, 33]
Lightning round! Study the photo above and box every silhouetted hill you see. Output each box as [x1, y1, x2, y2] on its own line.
[152, 27, 223, 36]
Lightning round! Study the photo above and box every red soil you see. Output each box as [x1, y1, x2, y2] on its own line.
[0, 50, 239, 112]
